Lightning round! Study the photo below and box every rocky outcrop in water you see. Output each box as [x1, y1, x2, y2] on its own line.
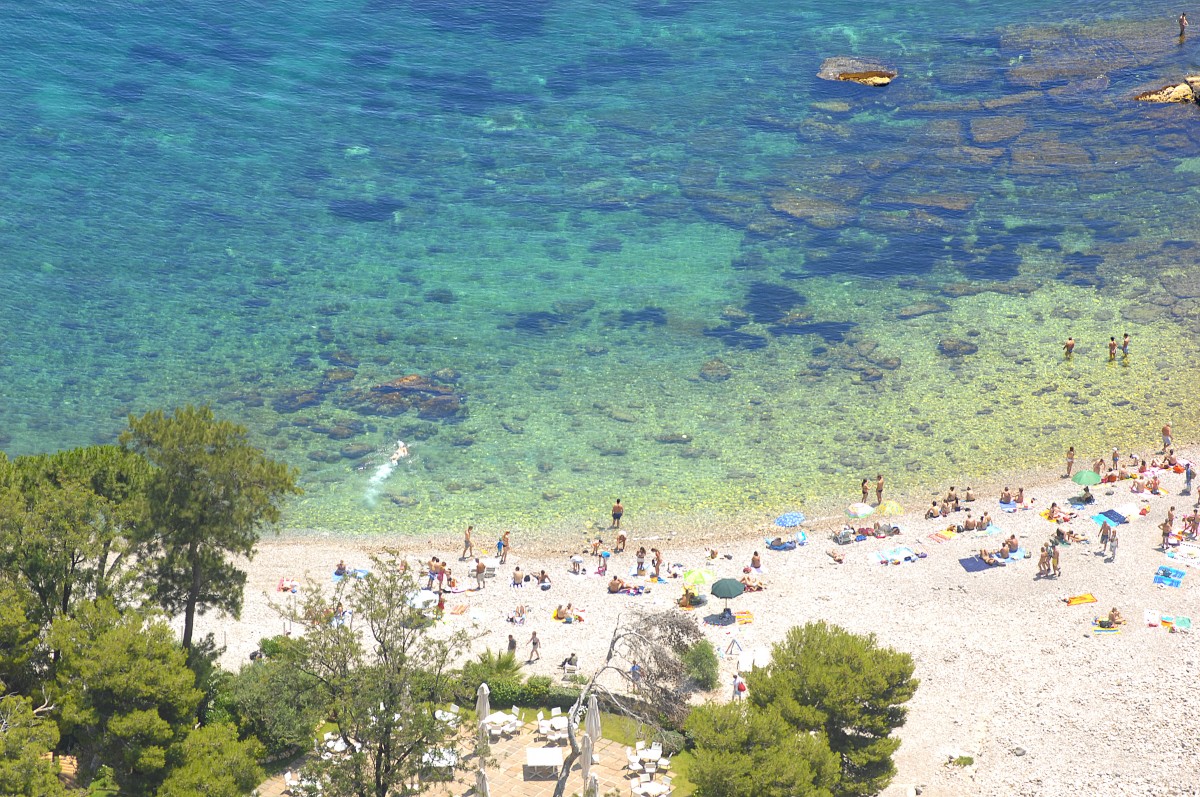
[699, 358, 733, 381]
[334, 373, 467, 420]
[817, 57, 897, 86]
[1134, 81, 1197, 104]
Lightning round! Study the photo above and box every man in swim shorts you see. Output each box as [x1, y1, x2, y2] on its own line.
[611, 498, 624, 529]
[1162, 422, 1172, 452]
[1062, 337, 1075, 358]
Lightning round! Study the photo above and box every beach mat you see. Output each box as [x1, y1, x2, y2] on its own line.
[449, 604, 468, 615]
[959, 556, 996, 573]
[1065, 593, 1097, 606]
[1154, 566, 1186, 588]
[1090, 622, 1120, 635]
[734, 610, 753, 625]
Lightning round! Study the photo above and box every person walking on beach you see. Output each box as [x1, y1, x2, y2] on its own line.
[461, 525, 474, 560]
[1051, 543, 1061, 577]
[475, 558, 486, 589]
[1186, 462, 1196, 494]
[1108, 525, 1120, 562]
[1066, 446, 1075, 478]
[1112, 447, 1120, 471]
[732, 674, 747, 700]
[1162, 422, 1173, 452]
[862, 479, 870, 503]
[611, 498, 624, 529]
[1063, 337, 1075, 358]
[527, 631, 541, 662]
[875, 474, 885, 504]
[507, 634, 517, 655]
[499, 530, 511, 564]
[1109, 336, 1117, 361]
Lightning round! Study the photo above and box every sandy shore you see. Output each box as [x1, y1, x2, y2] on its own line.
[195, 444, 1200, 797]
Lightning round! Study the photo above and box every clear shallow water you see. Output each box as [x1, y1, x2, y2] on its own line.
[4, 0, 1200, 533]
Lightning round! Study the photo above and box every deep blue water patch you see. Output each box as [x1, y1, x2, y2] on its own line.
[704, 326, 769, 350]
[328, 198, 405, 222]
[743, 282, 806, 324]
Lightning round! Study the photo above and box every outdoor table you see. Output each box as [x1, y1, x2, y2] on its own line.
[638, 749, 660, 762]
[421, 748, 458, 780]
[638, 781, 669, 797]
[483, 711, 516, 726]
[549, 716, 569, 731]
[525, 746, 563, 777]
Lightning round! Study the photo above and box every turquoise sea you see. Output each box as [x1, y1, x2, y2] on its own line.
[4, 0, 1200, 534]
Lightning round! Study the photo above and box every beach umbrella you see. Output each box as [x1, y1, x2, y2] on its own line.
[580, 733, 594, 783]
[877, 500, 904, 516]
[1072, 470, 1102, 486]
[408, 589, 437, 609]
[475, 682, 491, 724]
[847, 502, 875, 519]
[475, 769, 490, 797]
[586, 693, 601, 742]
[775, 511, 806, 527]
[711, 578, 745, 611]
[682, 568, 716, 588]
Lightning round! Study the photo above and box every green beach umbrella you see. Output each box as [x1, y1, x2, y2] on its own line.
[711, 578, 745, 605]
[847, 502, 875, 519]
[1072, 470, 1102, 486]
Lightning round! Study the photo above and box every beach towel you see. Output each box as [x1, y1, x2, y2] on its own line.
[1100, 509, 1128, 525]
[332, 568, 369, 583]
[1145, 609, 1161, 626]
[1065, 593, 1097, 606]
[734, 610, 754, 625]
[1154, 566, 1186, 588]
[871, 546, 917, 565]
[999, 501, 1018, 512]
[1175, 616, 1192, 632]
[449, 604, 468, 615]
[959, 556, 995, 573]
[1090, 621, 1120, 635]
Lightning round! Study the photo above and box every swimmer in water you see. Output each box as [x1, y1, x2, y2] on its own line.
[390, 440, 409, 462]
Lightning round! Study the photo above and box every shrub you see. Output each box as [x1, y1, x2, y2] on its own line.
[523, 675, 552, 704]
[682, 639, 720, 690]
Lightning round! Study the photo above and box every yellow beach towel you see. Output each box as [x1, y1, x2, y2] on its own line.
[1065, 593, 1097, 606]
[734, 610, 754, 625]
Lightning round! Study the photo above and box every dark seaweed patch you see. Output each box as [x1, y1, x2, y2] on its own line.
[703, 326, 769, 350]
[743, 281, 806, 324]
[399, 69, 535, 114]
[512, 311, 568, 334]
[129, 43, 189, 68]
[766, 320, 856, 342]
[619, 306, 668, 327]
[101, 80, 148, 104]
[328, 198, 404, 222]
[548, 45, 672, 97]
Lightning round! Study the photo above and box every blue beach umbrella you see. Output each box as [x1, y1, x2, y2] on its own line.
[775, 511, 806, 527]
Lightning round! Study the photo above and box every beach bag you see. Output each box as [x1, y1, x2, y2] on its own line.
[737, 681, 747, 693]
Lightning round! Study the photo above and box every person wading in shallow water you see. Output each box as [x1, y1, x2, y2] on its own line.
[1180, 12, 1189, 37]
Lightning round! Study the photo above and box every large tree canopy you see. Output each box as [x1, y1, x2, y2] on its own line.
[0, 445, 148, 630]
[49, 600, 202, 796]
[0, 693, 66, 797]
[686, 701, 839, 797]
[748, 621, 919, 797]
[281, 552, 467, 797]
[121, 405, 300, 650]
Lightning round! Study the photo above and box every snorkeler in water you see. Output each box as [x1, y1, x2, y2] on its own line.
[390, 440, 410, 462]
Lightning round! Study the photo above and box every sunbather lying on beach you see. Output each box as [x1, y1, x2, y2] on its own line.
[1046, 503, 1074, 522]
[739, 575, 765, 591]
[979, 548, 1001, 566]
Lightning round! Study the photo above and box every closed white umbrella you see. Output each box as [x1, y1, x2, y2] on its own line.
[475, 768, 490, 797]
[580, 733, 594, 784]
[475, 682, 491, 722]
[586, 693, 601, 741]
[584, 773, 600, 797]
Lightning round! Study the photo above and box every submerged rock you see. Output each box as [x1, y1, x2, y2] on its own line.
[273, 389, 322, 413]
[699, 358, 734, 381]
[817, 57, 897, 86]
[938, 338, 979, 357]
[1134, 82, 1196, 103]
[898, 300, 951, 319]
[655, 432, 692, 444]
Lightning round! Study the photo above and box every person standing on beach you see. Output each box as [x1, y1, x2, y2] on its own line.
[732, 674, 747, 700]
[1162, 422, 1173, 452]
[507, 634, 517, 655]
[1108, 337, 1117, 361]
[1063, 337, 1075, 358]
[611, 498, 624, 529]
[528, 631, 541, 662]
[875, 474, 885, 504]
[1066, 446, 1075, 478]
[1112, 448, 1120, 471]
[499, 530, 511, 564]
[1121, 333, 1130, 358]
[1186, 462, 1196, 494]
[861, 479, 869, 503]
[1181, 12, 1189, 36]
[1108, 525, 1120, 562]
[475, 558, 486, 589]
[1051, 544, 1061, 577]
[461, 525, 474, 560]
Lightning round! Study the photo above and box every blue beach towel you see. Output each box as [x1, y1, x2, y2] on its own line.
[999, 501, 1018, 512]
[959, 556, 998, 573]
[332, 568, 370, 583]
[1154, 566, 1186, 588]
[1101, 509, 1128, 525]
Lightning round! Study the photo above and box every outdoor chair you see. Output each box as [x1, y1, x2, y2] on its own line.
[551, 707, 563, 718]
[657, 753, 671, 769]
[489, 724, 505, 743]
[635, 740, 646, 752]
